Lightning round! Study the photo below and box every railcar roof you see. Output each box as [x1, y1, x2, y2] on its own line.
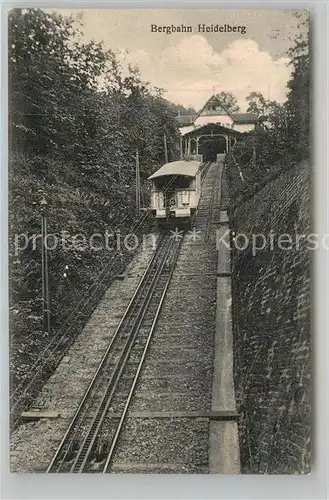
[148, 160, 201, 180]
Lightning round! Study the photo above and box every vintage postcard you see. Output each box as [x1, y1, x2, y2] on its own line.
[9, 8, 310, 473]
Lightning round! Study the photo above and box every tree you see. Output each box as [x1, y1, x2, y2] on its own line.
[216, 91, 240, 113]
[246, 92, 267, 116]
[8, 9, 108, 157]
[8, 8, 181, 406]
[230, 12, 309, 194]
[285, 12, 309, 161]
[170, 103, 196, 116]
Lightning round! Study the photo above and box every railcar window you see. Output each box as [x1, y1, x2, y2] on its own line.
[182, 191, 190, 205]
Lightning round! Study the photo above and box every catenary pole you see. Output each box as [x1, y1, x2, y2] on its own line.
[135, 150, 141, 217]
[40, 195, 50, 335]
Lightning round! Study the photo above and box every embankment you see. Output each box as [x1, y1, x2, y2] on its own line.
[226, 160, 311, 474]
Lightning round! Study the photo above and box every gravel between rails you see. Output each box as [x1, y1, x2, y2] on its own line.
[10, 238, 158, 473]
[11, 163, 222, 474]
[111, 417, 209, 469]
[105, 164, 222, 473]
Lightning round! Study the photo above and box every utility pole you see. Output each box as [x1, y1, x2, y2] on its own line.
[252, 138, 257, 169]
[40, 195, 50, 335]
[140, 189, 145, 211]
[135, 150, 141, 218]
[163, 133, 168, 164]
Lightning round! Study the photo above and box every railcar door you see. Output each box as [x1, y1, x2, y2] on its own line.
[164, 190, 176, 216]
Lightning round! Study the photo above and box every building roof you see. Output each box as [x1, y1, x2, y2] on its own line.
[176, 96, 258, 128]
[180, 122, 242, 138]
[194, 94, 235, 122]
[232, 113, 258, 124]
[175, 114, 196, 126]
[148, 160, 201, 180]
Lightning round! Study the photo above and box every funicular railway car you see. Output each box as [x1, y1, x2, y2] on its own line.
[148, 159, 204, 226]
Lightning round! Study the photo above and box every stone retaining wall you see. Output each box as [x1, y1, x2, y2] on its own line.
[227, 160, 311, 474]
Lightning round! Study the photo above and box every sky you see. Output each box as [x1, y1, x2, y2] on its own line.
[49, 9, 307, 112]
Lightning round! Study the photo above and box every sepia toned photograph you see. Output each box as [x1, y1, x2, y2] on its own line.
[9, 8, 311, 474]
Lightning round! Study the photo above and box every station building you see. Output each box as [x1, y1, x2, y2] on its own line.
[176, 94, 259, 161]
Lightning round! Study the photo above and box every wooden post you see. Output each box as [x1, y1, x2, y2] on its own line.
[179, 136, 183, 159]
[40, 196, 50, 335]
[164, 133, 168, 164]
[135, 150, 141, 217]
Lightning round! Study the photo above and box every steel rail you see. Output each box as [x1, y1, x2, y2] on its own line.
[46, 233, 171, 472]
[11, 214, 154, 429]
[102, 237, 182, 473]
[70, 237, 176, 473]
[190, 161, 211, 228]
[205, 173, 219, 241]
[51, 243, 171, 473]
[11, 212, 150, 408]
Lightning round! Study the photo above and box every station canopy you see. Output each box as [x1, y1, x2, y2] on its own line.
[180, 122, 243, 138]
[148, 160, 200, 180]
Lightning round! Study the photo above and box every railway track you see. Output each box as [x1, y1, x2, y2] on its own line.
[99, 162, 222, 473]
[10, 213, 151, 429]
[46, 232, 183, 473]
[195, 162, 222, 240]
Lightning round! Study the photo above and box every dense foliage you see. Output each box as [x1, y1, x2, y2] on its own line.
[9, 9, 180, 395]
[285, 14, 310, 162]
[230, 13, 309, 194]
[9, 8, 310, 408]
